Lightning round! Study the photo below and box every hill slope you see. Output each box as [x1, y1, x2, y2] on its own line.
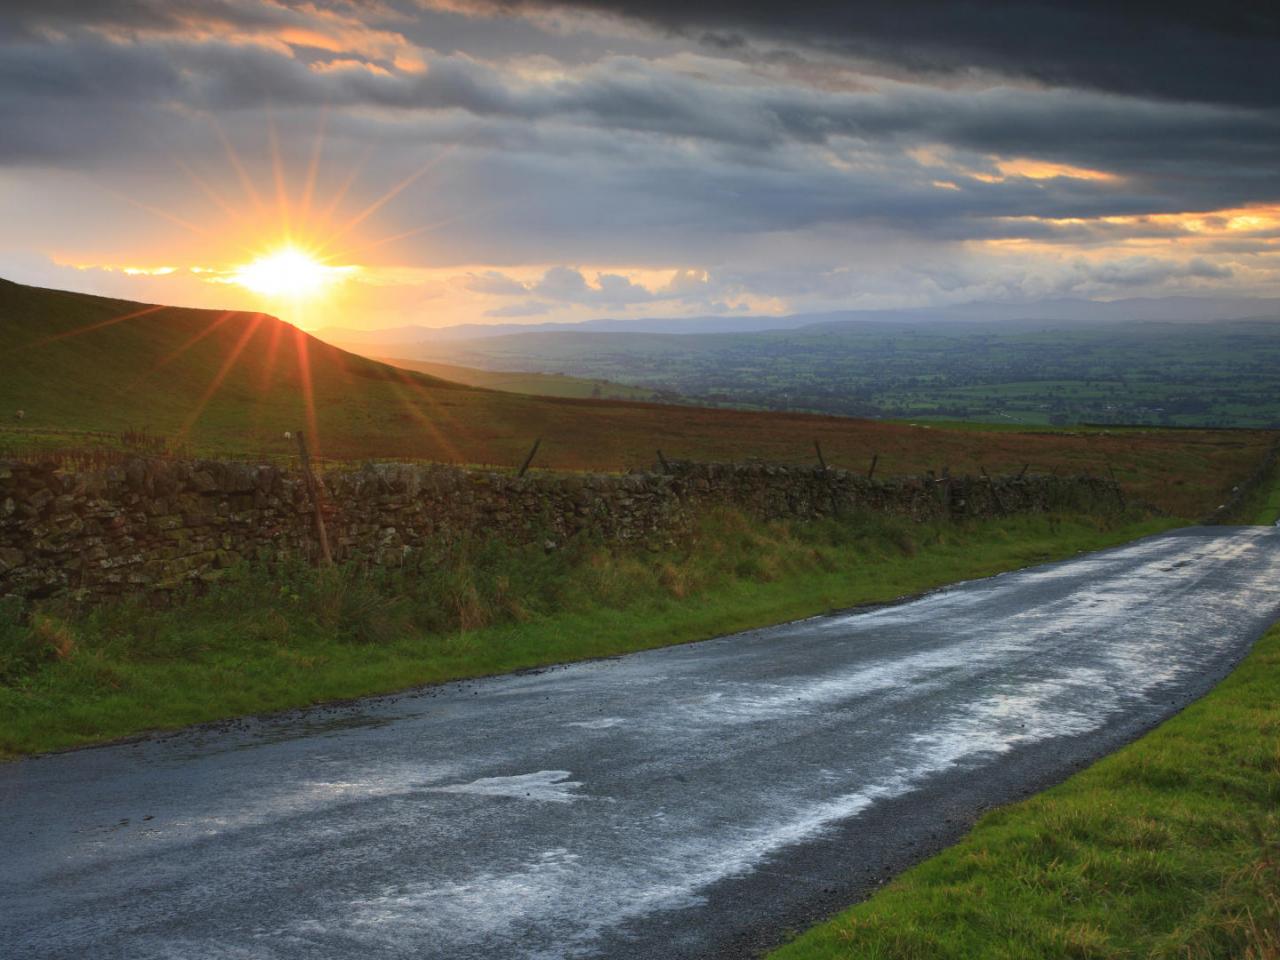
[316, 295, 1280, 347]
[0, 278, 1270, 517]
[372, 356, 670, 402]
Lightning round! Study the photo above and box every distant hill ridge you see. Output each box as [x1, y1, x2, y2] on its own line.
[317, 295, 1280, 349]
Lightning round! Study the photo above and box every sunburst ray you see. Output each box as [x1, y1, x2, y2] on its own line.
[180, 313, 266, 436]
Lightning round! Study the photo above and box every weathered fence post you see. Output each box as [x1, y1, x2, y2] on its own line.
[980, 465, 1007, 515]
[867, 453, 879, 481]
[1105, 460, 1126, 509]
[294, 430, 333, 566]
[1018, 463, 1030, 479]
[518, 438, 542, 478]
[820, 448, 842, 518]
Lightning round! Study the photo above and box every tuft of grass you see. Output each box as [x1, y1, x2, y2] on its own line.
[1252, 469, 1280, 526]
[1, 603, 75, 683]
[768, 621, 1280, 960]
[310, 568, 412, 646]
[0, 509, 1175, 758]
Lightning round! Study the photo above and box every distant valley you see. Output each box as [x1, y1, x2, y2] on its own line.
[325, 299, 1280, 428]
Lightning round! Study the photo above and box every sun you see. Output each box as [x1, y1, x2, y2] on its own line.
[230, 246, 350, 299]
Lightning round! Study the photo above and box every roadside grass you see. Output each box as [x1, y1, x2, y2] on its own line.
[0, 509, 1173, 758]
[1251, 465, 1280, 526]
[1256, 483, 1280, 525]
[1215, 441, 1280, 526]
[768, 626, 1280, 960]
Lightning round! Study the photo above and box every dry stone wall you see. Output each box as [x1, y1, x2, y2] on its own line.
[0, 457, 1126, 601]
[1204, 436, 1280, 524]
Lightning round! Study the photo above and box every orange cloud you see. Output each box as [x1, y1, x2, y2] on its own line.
[91, 2, 427, 75]
[909, 145, 1118, 184]
[309, 58, 393, 77]
[992, 158, 1117, 182]
[998, 203, 1280, 240]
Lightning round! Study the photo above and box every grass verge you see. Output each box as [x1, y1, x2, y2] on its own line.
[1251, 467, 1280, 526]
[768, 625, 1280, 960]
[0, 509, 1172, 758]
[1216, 439, 1280, 526]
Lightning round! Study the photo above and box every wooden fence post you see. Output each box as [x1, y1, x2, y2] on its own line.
[980, 465, 1007, 515]
[656, 449, 671, 474]
[1105, 460, 1126, 508]
[518, 438, 542, 478]
[294, 430, 333, 566]
[867, 453, 879, 481]
[816, 442, 841, 517]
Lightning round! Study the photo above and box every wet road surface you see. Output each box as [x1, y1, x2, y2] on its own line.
[4, 526, 1280, 959]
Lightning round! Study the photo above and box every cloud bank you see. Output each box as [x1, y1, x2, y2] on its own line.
[0, 0, 1276, 324]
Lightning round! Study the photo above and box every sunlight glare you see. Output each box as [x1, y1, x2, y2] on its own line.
[231, 247, 351, 298]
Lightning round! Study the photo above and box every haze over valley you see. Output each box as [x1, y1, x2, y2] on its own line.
[325, 297, 1280, 427]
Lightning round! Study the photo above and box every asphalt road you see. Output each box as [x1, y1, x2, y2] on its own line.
[4, 526, 1280, 960]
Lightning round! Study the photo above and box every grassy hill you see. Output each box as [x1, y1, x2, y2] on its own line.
[371, 356, 669, 403]
[0, 277, 1271, 517]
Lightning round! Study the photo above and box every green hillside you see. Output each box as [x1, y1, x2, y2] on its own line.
[0, 278, 468, 460]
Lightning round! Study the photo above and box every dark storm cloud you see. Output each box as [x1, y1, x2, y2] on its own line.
[475, 0, 1280, 109]
[2, 0, 1278, 305]
[4, 21, 1277, 223]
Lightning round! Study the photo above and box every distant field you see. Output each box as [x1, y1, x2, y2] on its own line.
[0, 278, 1273, 518]
[371, 355, 670, 402]
[414, 319, 1280, 428]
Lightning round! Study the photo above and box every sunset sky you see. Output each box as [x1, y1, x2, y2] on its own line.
[1, 1, 1278, 330]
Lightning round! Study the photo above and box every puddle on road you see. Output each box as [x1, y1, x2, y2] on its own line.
[425, 770, 586, 804]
